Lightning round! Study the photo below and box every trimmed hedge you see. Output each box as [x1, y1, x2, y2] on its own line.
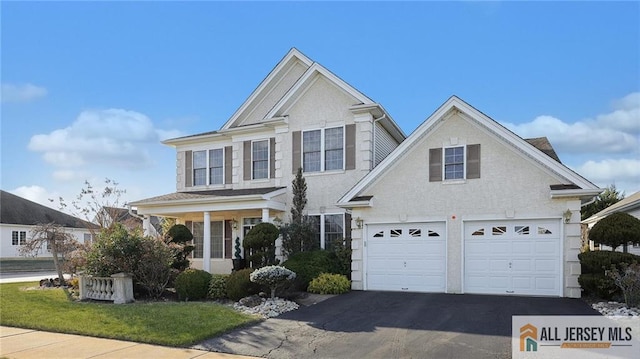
[308, 273, 350, 294]
[282, 250, 341, 291]
[226, 268, 262, 301]
[175, 269, 211, 301]
[578, 251, 640, 299]
[208, 274, 229, 300]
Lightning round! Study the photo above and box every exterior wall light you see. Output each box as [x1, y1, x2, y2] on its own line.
[355, 217, 363, 229]
[563, 209, 572, 224]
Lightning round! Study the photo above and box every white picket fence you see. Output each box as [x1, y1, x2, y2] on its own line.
[79, 273, 134, 304]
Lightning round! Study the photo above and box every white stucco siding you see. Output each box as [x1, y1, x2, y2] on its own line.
[280, 75, 371, 214]
[350, 113, 582, 297]
[238, 61, 308, 127]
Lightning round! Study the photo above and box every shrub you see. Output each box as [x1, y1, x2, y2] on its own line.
[175, 269, 212, 301]
[330, 238, 352, 279]
[136, 236, 174, 299]
[606, 262, 640, 307]
[85, 223, 142, 277]
[308, 273, 351, 294]
[578, 251, 640, 299]
[166, 224, 194, 271]
[208, 274, 229, 300]
[589, 212, 640, 252]
[282, 250, 341, 291]
[226, 268, 262, 301]
[243, 222, 280, 268]
[250, 265, 296, 298]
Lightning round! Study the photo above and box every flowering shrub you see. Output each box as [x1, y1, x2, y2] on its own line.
[250, 265, 296, 298]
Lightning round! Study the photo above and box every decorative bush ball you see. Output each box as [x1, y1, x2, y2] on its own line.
[250, 265, 296, 298]
[308, 273, 350, 295]
[174, 269, 212, 301]
[208, 274, 229, 300]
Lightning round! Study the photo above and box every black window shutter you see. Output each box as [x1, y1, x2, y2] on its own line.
[467, 144, 481, 179]
[243, 141, 251, 181]
[429, 148, 443, 182]
[224, 146, 232, 184]
[292, 131, 301, 174]
[185, 151, 193, 187]
[345, 124, 356, 170]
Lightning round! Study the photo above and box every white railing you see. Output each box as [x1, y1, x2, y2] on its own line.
[79, 273, 134, 304]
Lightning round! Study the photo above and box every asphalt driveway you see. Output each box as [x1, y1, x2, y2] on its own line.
[195, 291, 599, 358]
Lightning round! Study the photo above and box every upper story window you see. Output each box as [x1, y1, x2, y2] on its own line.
[303, 126, 344, 173]
[192, 149, 224, 186]
[209, 149, 224, 185]
[252, 140, 269, 180]
[242, 138, 274, 181]
[429, 144, 481, 182]
[444, 146, 464, 180]
[193, 150, 207, 186]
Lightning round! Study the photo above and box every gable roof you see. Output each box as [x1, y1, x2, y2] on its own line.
[0, 190, 98, 229]
[525, 137, 561, 163]
[583, 191, 640, 224]
[338, 95, 600, 206]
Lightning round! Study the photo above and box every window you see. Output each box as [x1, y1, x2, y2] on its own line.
[83, 233, 93, 245]
[303, 127, 344, 172]
[308, 214, 344, 250]
[11, 231, 26, 245]
[444, 146, 464, 180]
[429, 144, 481, 182]
[209, 149, 224, 185]
[252, 140, 269, 179]
[243, 218, 262, 237]
[193, 150, 207, 186]
[187, 221, 225, 259]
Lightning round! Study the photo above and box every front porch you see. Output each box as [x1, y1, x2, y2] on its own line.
[129, 187, 287, 274]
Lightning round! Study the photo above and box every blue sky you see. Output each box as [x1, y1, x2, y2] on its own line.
[2, 1, 639, 213]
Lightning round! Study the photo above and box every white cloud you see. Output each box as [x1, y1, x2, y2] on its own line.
[28, 108, 180, 170]
[505, 92, 640, 154]
[574, 158, 640, 195]
[1, 83, 48, 103]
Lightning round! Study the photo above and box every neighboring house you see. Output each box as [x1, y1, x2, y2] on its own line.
[129, 48, 406, 274]
[131, 49, 601, 298]
[0, 190, 97, 258]
[337, 96, 601, 298]
[95, 206, 160, 236]
[582, 191, 640, 255]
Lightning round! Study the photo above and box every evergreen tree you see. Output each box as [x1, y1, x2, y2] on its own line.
[582, 184, 625, 220]
[291, 167, 307, 224]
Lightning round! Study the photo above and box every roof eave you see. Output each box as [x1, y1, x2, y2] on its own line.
[550, 188, 603, 205]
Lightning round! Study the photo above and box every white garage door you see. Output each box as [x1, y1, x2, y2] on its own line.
[366, 222, 446, 292]
[464, 219, 561, 296]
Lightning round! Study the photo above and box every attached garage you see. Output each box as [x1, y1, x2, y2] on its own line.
[463, 219, 561, 296]
[365, 222, 446, 292]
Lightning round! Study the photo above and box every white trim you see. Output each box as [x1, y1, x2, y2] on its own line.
[250, 139, 270, 180]
[338, 96, 600, 205]
[443, 144, 466, 181]
[221, 48, 313, 130]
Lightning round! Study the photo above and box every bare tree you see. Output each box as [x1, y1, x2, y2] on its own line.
[19, 222, 81, 290]
[53, 178, 126, 235]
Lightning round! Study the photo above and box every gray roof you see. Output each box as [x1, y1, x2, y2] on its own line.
[525, 137, 561, 163]
[0, 190, 98, 229]
[130, 187, 286, 205]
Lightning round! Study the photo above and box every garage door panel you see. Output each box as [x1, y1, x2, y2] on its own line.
[464, 219, 561, 296]
[366, 222, 446, 293]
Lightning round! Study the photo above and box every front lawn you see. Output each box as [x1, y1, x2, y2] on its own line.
[0, 282, 260, 346]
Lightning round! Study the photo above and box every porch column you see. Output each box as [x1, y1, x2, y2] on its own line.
[142, 216, 152, 236]
[261, 208, 270, 223]
[203, 211, 211, 272]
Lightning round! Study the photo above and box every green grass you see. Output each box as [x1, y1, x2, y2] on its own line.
[0, 259, 56, 273]
[0, 282, 260, 346]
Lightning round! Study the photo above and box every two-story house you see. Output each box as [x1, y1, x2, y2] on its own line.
[129, 48, 405, 274]
[132, 49, 602, 298]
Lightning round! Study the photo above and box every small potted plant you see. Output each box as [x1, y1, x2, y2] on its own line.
[232, 237, 246, 271]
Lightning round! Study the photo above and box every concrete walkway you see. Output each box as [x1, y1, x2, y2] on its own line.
[0, 326, 258, 359]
